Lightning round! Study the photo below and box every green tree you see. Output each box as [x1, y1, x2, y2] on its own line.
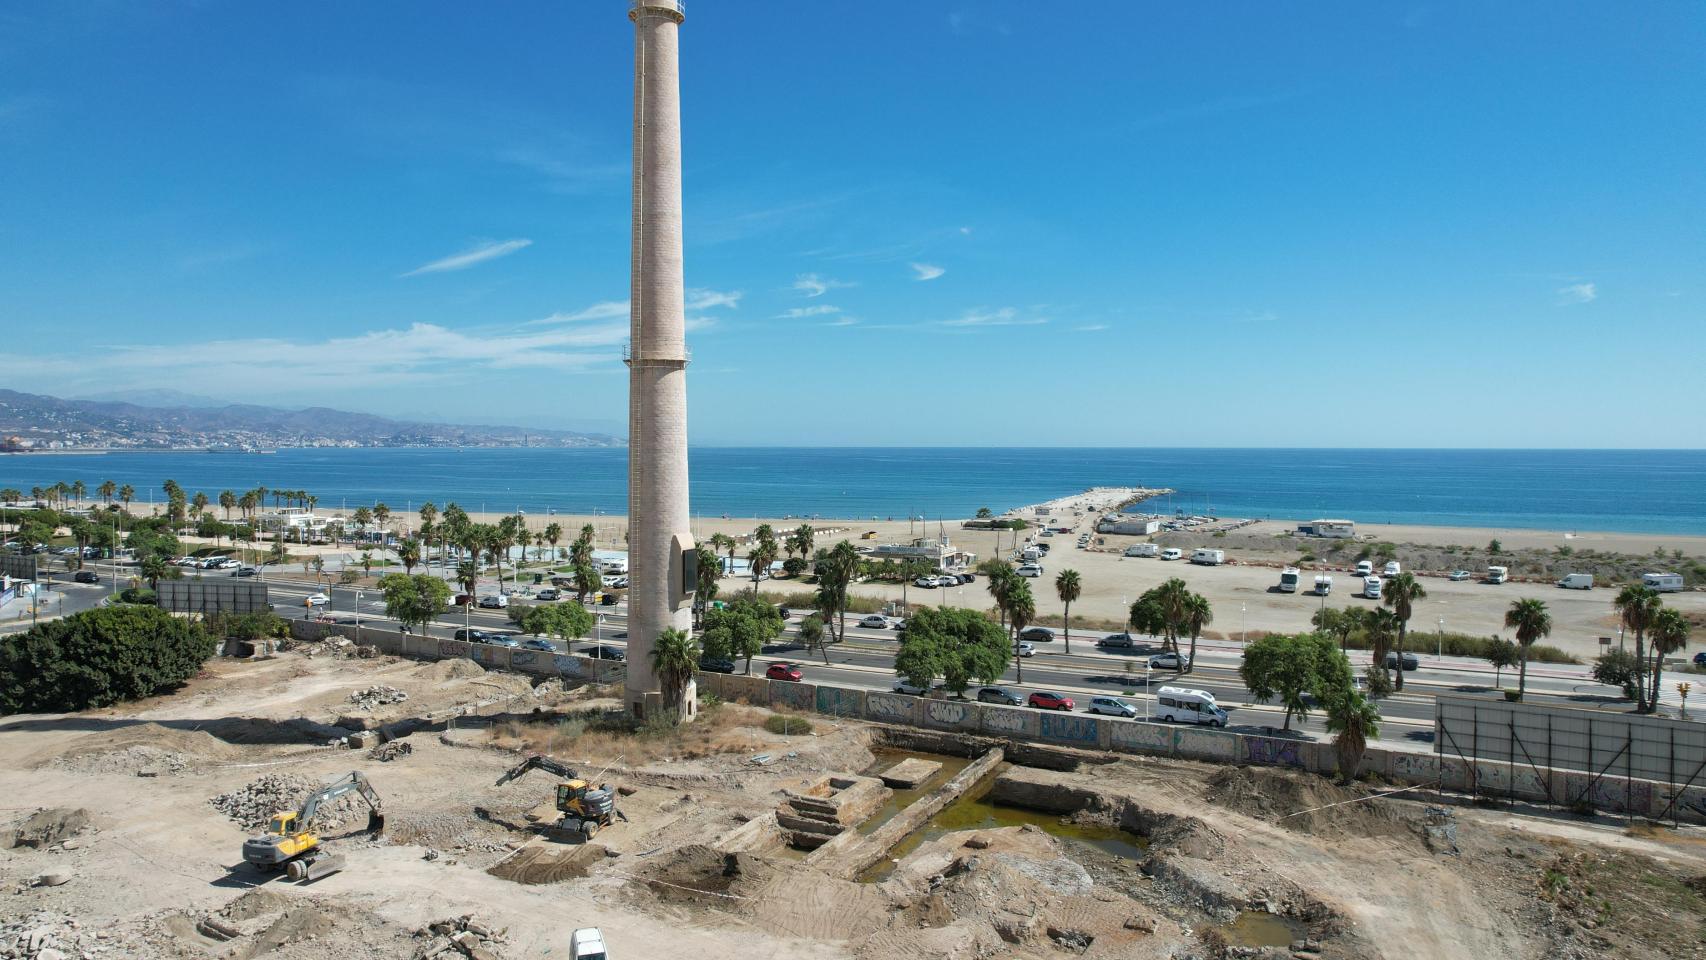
[359, 549, 373, 578]
[975, 507, 993, 519]
[543, 521, 563, 560]
[691, 543, 721, 627]
[519, 600, 595, 645]
[1648, 607, 1691, 710]
[0, 606, 217, 713]
[1055, 569, 1081, 655]
[455, 559, 480, 600]
[397, 538, 421, 575]
[138, 554, 173, 590]
[797, 613, 827, 660]
[1503, 597, 1553, 701]
[650, 627, 702, 720]
[376, 573, 451, 636]
[1007, 579, 1035, 683]
[893, 607, 1010, 698]
[1364, 608, 1399, 694]
[1380, 572, 1426, 692]
[812, 542, 860, 646]
[373, 502, 391, 537]
[1483, 638, 1520, 686]
[1324, 688, 1382, 780]
[748, 524, 779, 592]
[98, 480, 117, 505]
[1239, 632, 1342, 731]
[118, 484, 135, 510]
[708, 533, 736, 572]
[573, 561, 600, 605]
[1311, 606, 1362, 651]
[1611, 584, 1659, 710]
[352, 506, 373, 536]
[218, 489, 236, 521]
[1592, 649, 1642, 701]
[701, 597, 783, 674]
[1182, 592, 1213, 673]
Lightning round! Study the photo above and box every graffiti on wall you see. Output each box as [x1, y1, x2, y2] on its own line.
[1387, 751, 1439, 785]
[865, 693, 916, 722]
[438, 640, 471, 659]
[924, 699, 971, 728]
[552, 655, 586, 678]
[772, 682, 815, 711]
[1110, 720, 1172, 753]
[981, 707, 1029, 735]
[816, 686, 863, 717]
[1039, 713, 1100, 744]
[1244, 737, 1304, 768]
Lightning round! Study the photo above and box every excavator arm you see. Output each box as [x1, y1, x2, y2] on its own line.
[299, 770, 385, 835]
[494, 754, 579, 787]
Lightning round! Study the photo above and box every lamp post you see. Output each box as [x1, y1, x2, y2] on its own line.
[1436, 616, 1445, 659]
[354, 589, 364, 645]
[1241, 603, 1247, 644]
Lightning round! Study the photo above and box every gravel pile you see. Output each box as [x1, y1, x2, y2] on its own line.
[53, 746, 195, 777]
[349, 685, 409, 711]
[369, 741, 413, 762]
[412, 916, 508, 960]
[209, 774, 364, 832]
[0, 911, 102, 960]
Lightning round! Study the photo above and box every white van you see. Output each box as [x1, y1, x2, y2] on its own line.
[1314, 574, 1333, 596]
[1021, 546, 1042, 562]
[1191, 548, 1225, 566]
[1154, 686, 1227, 727]
[1557, 573, 1594, 590]
[1363, 576, 1383, 600]
[1487, 565, 1509, 584]
[1160, 548, 1183, 561]
[1355, 560, 1374, 576]
[1124, 544, 1160, 558]
[1643, 572, 1685, 593]
[1278, 567, 1300, 593]
[1383, 561, 1401, 578]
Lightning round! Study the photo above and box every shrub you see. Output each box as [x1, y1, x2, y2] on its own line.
[763, 714, 814, 736]
[1503, 689, 1521, 701]
[116, 587, 156, 605]
[0, 606, 217, 714]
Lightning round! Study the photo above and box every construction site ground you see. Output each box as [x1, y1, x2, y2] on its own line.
[4, 648, 1706, 960]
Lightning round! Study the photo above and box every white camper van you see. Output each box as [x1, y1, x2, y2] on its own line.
[1556, 573, 1594, 590]
[1314, 575, 1333, 596]
[1643, 572, 1685, 593]
[1021, 545, 1043, 563]
[1124, 544, 1160, 558]
[1154, 686, 1227, 727]
[1278, 567, 1300, 593]
[1191, 548, 1225, 566]
[1486, 565, 1509, 584]
[1363, 576, 1384, 600]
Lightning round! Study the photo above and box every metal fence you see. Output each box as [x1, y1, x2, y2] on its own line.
[156, 579, 271, 615]
[1436, 693, 1706, 819]
[0, 554, 38, 581]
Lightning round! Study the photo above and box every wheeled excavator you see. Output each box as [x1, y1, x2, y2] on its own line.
[242, 770, 385, 881]
[494, 754, 625, 839]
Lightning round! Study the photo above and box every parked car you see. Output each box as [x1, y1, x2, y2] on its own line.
[478, 594, 509, 609]
[766, 662, 803, 682]
[1027, 691, 1074, 711]
[73, 570, 99, 584]
[935, 574, 961, 587]
[485, 635, 522, 648]
[1355, 560, 1375, 576]
[1449, 569, 1472, 582]
[1016, 641, 1036, 658]
[1018, 626, 1056, 643]
[913, 576, 938, 588]
[535, 588, 560, 601]
[1383, 561, 1402, 578]
[1383, 651, 1420, 671]
[1693, 652, 1706, 667]
[893, 679, 939, 696]
[1159, 548, 1183, 561]
[976, 686, 1024, 706]
[1097, 632, 1140, 649]
[1148, 652, 1189, 671]
[570, 927, 607, 960]
[519, 638, 556, 652]
[454, 629, 491, 642]
[858, 614, 891, 629]
[956, 572, 977, 584]
[1087, 696, 1138, 718]
[213, 557, 240, 569]
[698, 656, 737, 674]
[305, 593, 330, 606]
[1016, 564, 1043, 578]
[581, 645, 627, 661]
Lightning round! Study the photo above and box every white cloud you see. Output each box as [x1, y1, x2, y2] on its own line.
[402, 238, 532, 277]
[777, 305, 841, 320]
[911, 262, 946, 281]
[940, 307, 1047, 328]
[825, 316, 860, 327]
[527, 300, 630, 326]
[1557, 282, 1597, 305]
[793, 273, 853, 297]
[958, 226, 973, 235]
[1074, 324, 1109, 332]
[687, 288, 743, 311]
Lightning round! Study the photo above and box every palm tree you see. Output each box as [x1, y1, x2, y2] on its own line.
[1008, 579, 1036, 684]
[455, 559, 480, 600]
[398, 538, 421, 575]
[373, 503, 391, 538]
[1381, 572, 1426, 692]
[118, 484, 135, 511]
[191, 491, 209, 524]
[1365, 609, 1399, 695]
[1055, 569, 1081, 655]
[419, 501, 438, 534]
[982, 561, 1018, 634]
[98, 480, 116, 505]
[709, 533, 736, 574]
[1615, 585, 1663, 712]
[219, 489, 236, 521]
[1503, 597, 1553, 701]
[71, 480, 86, 504]
[1154, 578, 1192, 653]
[544, 522, 563, 560]
[792, 523, 815, 565]
[748, 528, 778, 594]
[1324, 689, 1381, 781]
[139, 555, 169, 590]
[650, 627, 702, 719]
[1648, 607, 1691, 710]
[692, 543, 720, 627]
[1183, 592, 1213, 673]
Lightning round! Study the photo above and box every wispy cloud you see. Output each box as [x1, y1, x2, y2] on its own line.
[941, 307, 1046, 328]
[1557, 282, 1597, 305]
[792, 273, 854, 298]
[1074, 323, 1109, 332]
[687, 288, 743, 311]
[911, 262, 946, 282]
[825, 316, 860, 327]
[403, 238, 532, 277]
[958, 226, 973, 235]
[777, 305, 842, 320]
[526, 289, 739, 327]
[1129, 89, 1306, 131]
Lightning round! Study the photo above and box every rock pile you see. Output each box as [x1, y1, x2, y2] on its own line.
[369, 741, 413, 762]
[209, 774, 362, 831]
[411, 916, 507, 960]
[349, 685, 409, 711]
[0, 911, 99, 960]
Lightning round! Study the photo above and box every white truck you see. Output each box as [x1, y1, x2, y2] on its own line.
[1556, 573, 1594, 590]
[1191, 548, 1225, 566]
[1314, 574, 1333, 596]
[1643, 572, 1685, 593]
[1124, 544, 1160, 558]
[1486, 565, 1510, 584]
[1363, 576, 1384, 599]
[1278, 567, 1300, 593]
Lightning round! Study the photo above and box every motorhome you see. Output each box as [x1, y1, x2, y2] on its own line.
[1486, 565, 1509, 584]
[1278, 567, 1300, 593]
[1556, 573, 1594, 590]
[1383, 561, 1402, 578]
[1154, 686, 1227, 727]
[1354, 560, 1374, 576]
[1363, 576, 1383, 599]
[1021, 545, 1043, 562]
[1643, 572, 1685, 593]
[1314, 575, 1333, 596]
[1191, 548, 1225, 566]
[1124, 544, 1160, 558]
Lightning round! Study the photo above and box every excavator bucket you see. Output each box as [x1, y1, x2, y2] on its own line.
[366, 811, 386, 835]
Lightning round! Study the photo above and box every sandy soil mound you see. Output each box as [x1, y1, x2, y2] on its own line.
[6, 807, 92, 849]
[1205, 767, 1418, 840]
[634, 843, 776, 904]
[487, 840, 606, 884]
[416, 658, 486, 681]
[39, 722, 242, 773]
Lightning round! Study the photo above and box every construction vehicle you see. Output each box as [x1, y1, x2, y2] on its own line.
[242, 771, 384, 881]
[494, 754, 624, 839]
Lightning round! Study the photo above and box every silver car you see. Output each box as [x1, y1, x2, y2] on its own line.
[1088, 696, 1138, 718]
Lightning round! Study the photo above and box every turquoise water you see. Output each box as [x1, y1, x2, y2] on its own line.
[2, 447, 1703, 534]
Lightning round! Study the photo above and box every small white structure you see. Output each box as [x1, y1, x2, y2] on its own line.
[1154, 687, 1227, 726]
[1557, 573, 1594, 590]
[1299, 519, 1356, 539]
[1487, 565, 1510, 584]
[1124, 543, 1160, 558]
[1363, 576, 1384, 599]
[1643, 572, 1685, 593]
[870, 536, 976, 571]
[1190, 548, 1225, 566]
[1097, 515, 1162, 536]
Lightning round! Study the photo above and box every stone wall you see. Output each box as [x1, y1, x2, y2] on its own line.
[286, 620, 609, 684]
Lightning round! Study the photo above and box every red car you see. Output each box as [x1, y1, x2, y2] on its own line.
[1027, 691, 1074, 711]
[766, 662, 803, 682]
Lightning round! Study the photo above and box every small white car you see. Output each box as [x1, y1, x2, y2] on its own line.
[1016, 564, 1043, 578]
[1087, 696, 1138, 718]
[893, 679, 940, 696]
[1383, 561, 1402, 578]
[858, 614, 890, 629]
[570, 927, 608, 960]
[305, 593, 329, 606]
[1160, 548, 1183, 561]
[913, 576, 938, 588]
[1148, 652, 1190, 671]
[1016, 641, 1036, 658]
[1449, 569, 1472, 582]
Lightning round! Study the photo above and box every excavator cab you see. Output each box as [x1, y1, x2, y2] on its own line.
[267, 811, 299, 836]
[556, 780, 592, 812]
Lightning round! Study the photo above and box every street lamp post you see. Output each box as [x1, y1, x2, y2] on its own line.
[1241, 603, 1247, 644]
[355, 589, 364, 646]
[1436, 616, 1444, 659]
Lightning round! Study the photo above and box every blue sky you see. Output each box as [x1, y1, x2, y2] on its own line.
[1, 1, 1701, 447]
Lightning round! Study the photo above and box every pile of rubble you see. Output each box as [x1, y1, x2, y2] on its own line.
[0, 911, 103, 960]
[369, 741, 414, 762]
[209, 774, 361, 832]
[411, 916, 508, 960]
[349, 685, 409, 711]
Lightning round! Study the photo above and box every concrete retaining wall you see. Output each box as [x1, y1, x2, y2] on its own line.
[286, 620, 604, 683]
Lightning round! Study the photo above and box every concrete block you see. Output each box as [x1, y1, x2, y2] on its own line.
[1242, 736, 1306, 768]
[880, 757, 942, 789]
[979, 704, 1039, 738]
[771, 680, 815, 712]
[1037, 712, 1101, 746]
[1109, 719, 1173, 755]
[815, 684, 864, 718]
[1173, 727, 1237, 762]
[864, 692, 920, 725]
[921, 698, 978, 731]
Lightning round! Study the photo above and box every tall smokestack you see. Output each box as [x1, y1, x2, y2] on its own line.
[625, 0, 695, 720]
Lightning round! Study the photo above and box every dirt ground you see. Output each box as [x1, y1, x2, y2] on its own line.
[5, 648, 1706, 959]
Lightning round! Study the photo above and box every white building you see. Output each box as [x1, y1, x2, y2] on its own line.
[1299, 519, 1357, 539]
[1096, 515, 1162, 536]
[868, 536, 977, 571]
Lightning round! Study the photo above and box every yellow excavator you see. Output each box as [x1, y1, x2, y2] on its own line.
[494, 754, 624, 839]
[242, 770, 385, 881]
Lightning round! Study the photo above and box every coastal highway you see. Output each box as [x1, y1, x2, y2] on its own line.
[255, 577, 1648, 749]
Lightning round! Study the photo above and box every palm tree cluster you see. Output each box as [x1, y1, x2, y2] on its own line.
[1611, 585, 1691, 713]
[1127, 578, 1213, 672]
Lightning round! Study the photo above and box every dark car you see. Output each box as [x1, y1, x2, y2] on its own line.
[454, 629, 490, 642]
[765, 662, 803, 682]
[698, 656, 737, 674]
[1694, 652, 1706, 667]
[957, 572, 977, 584]
[976, 686, 1023, 706]
[519, 638, 556, 652]
[234, 567, 258, 577]
[1383, 651, 1420, 671]
[581, 645, 627, 662]
[73, 570, 100, 584]
[1018, 626, 1056, 643]
[1027, 691, 1074, 711]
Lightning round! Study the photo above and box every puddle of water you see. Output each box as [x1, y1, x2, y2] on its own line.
[856, 749, 976, 836]
[1201, 911, 1306, 949]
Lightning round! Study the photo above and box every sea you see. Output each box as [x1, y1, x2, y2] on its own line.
[2, 448, 1704, 536]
